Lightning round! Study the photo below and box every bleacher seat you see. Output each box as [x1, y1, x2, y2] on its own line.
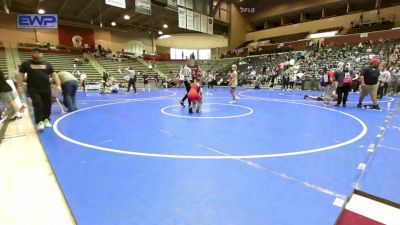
[346, 22, 394, 34]
[18, 50, 100, 80]
[0, 51, 8, 77]
[97, 58, 158, 83]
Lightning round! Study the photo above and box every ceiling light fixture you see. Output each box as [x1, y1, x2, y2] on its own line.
[124, 15, 130, 20]
[111, 21, 117, 26]
[158, 30, 163, 35]
[163, 24, 168, 29]
[38, 9, 45, 14]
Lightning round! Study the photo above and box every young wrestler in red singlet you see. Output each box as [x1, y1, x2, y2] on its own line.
[187, 77, 203, 113]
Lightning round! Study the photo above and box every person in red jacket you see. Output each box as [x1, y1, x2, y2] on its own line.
[187, 77, 203, 113]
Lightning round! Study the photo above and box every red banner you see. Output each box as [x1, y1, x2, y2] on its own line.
[58, 25, 95, 49]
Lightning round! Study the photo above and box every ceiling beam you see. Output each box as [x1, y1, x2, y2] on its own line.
[108, 4, 136, 24]
[93, 5, 113, 22]
[58, 0, 69, 14]
[139, 15, 163, 27]
[125, 23, 157, 32]
[77, 0, 96, 18]
[211, 0, 223, 17]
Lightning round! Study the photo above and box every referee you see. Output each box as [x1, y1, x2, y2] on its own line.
[126, 67, 137, 93]
[179, 64, 192, 107]
[17, 48, 61, 131]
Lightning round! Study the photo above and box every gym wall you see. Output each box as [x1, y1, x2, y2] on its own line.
[0, 11, 153, 53]
[246, 5, 400, 42]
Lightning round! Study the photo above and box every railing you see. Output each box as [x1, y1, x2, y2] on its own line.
[84, 53, 105, 75]
[5, 44, 21, 79]
[138, 58, 167, 79]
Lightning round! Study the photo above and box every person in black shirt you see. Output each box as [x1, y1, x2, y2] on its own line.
[17, 48, 61, 131]
[282, 73, 290, 90]
[335, 65, 354, 107]
[102, 71, 110, 89]
[142, 72, 150, 91]
[357, 58, 381, 110]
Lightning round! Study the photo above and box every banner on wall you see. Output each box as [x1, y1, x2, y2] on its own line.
[207, 17, 213, 34]
[185, 0, 193, 9]
[178, 7, 187, 28]
[105, 0, 126, 9]
[200, 14, 207, 33]
[167, 0, 177, 7]
[58, 25, 95, 48]
[17, 14, 58, 29]
[193, 12, 200, 32]
[186, 10, 193, 30]
[135, 0, 151, 15]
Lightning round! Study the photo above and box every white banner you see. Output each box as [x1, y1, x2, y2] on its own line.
[207, 17, 213, 34]
[200, 14, 207, 33]
[185, 0, 193, 9]
[167, 0, 177, 7]
[193, 12, 200, 32]
[186, 10, 193, 30]
[105, 0, 126, 9]
[178, 7, 187, 29]
[177, 0, 185, 6]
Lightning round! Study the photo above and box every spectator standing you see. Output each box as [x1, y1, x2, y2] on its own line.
[206, 72, 215, 96]
[389, 65, 399, 96]
[229, 64, 238, 104]
[80, 71, 87, 91]
[377, 63, 391, 99]
[282, 73, 290, 91]
[289, 73, 296, 90]
[17, 48, 60, 131]
[142, 72, 150, 91]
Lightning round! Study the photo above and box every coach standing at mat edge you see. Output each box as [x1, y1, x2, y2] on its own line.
[58, 71, 79, 112]
[17, 47, 61, 131]
[357, 58, 381, 110]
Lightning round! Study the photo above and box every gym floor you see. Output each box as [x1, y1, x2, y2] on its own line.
[37, 88, 400, 225]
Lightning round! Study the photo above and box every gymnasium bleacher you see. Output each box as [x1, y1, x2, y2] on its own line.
[18, 49, 100, 80]
[198, 58, 240, 77]
[299, 40, 400, 77]
[258, 32, 310, 44]
[155, 60, 183, 78]
[316, 26, 344, 33]
[346, 21, 395, 34]
[0, 51, 8, 78]
[154, 58, 240, 81]
[97, 58, 158, 85]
